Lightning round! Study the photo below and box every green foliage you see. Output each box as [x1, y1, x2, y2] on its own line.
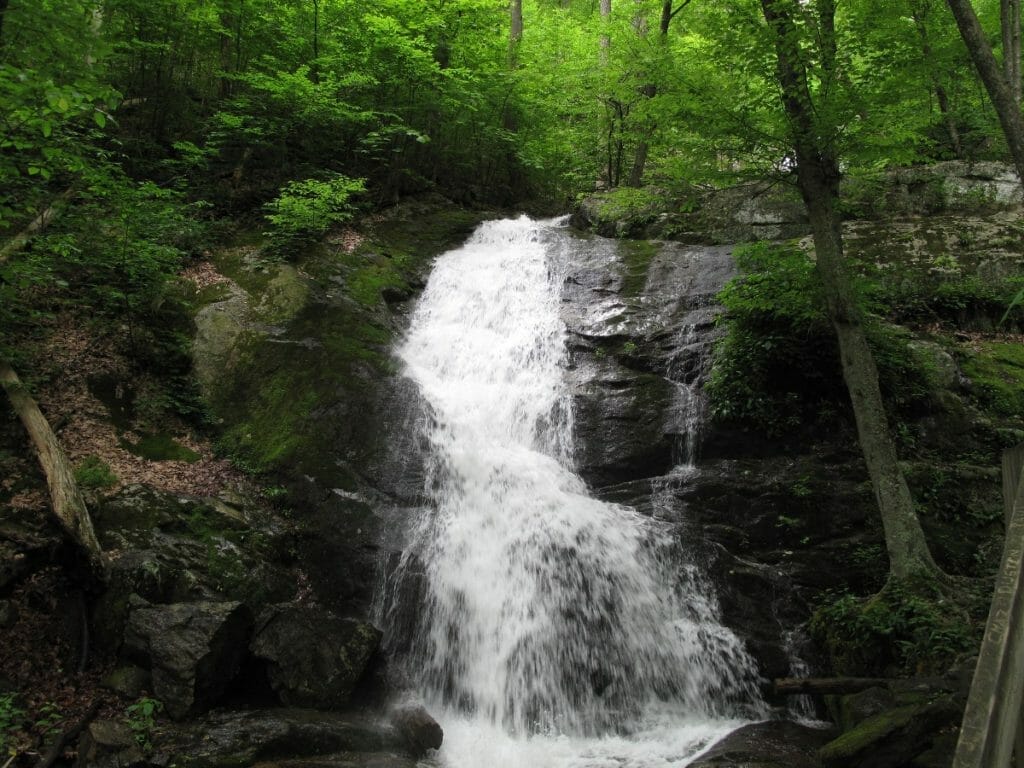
[707, 241, 840, 434]
[74, 455, 119, 490]
[264, 175, 365, 253]
[125, 697, 162, 752]
[810, 580, 977, 676]
[0, 693, 25, 756]
[708, 241, 943, 435]
[959, 342, 1024, 417]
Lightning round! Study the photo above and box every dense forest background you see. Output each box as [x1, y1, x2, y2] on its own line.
[2, 0, 1019, 352]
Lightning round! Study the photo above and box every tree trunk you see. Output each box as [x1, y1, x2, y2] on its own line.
[0, 362, 107, 580]
[511, 0, 523, 43]
[911, 2, 965, 158]
[600, 0, 611, 57]
[761, 0, 944, 583]
[946, 0, 1024, 190]
[0, 0, 9, 46]
[1003, 0, 1022, 106]
[509, 0, 523, 65]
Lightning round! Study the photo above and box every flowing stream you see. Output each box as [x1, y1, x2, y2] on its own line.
[386, 217, 765, 767]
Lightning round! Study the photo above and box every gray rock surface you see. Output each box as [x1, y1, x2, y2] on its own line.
[124, 599, 253, 719]
[251, 604, 382, 709]
[690, 720, 836, 767]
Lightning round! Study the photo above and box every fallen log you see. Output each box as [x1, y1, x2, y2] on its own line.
[0, 360, 107, 580]
[773, 676, 959, 696]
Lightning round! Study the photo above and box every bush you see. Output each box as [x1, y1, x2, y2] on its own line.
[707, 241, 938, 435]
[810, 580, 978, 676]
[264, 174, 365, 254]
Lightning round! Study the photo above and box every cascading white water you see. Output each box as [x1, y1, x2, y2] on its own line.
[392, 217, 765, 766]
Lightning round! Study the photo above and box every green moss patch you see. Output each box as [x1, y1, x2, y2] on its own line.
[960, 341, 1024, 417]
[122, 433, 201, 463]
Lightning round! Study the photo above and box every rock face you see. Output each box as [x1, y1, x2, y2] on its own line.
[690, 720, 837, 767]
[251, 604, 382, 709]
[389, 705, 443, 757]
[76, 720, 144, 768]
[818, 696, 962, 768]
[153, 709, 410, 768]
[124, 599, 254, 719]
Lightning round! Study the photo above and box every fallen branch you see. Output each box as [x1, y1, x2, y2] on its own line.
[773, 676, 959, 696]
[0, 360, 107, 580]
[0, 190, 73, 264]
[35, 701, 101, 768]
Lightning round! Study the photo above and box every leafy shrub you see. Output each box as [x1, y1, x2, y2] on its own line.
[125, 697, 162, 752]
[0, 693, 24, 756]
[74, 455, 118, 490]
[264, 174, 365, 253]
[707, 242, 842, 434]
[708, 241, 937, 435]
[810, 580, 978, 676]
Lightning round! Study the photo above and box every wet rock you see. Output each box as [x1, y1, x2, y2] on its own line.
[154, 709, 400, 768]
[76, 720, 144, 768]
[690, 720, 836, 767]
[818, 696, 962, 768]
[249, 755, 416, 768]
[124, 599, 253, 719]
[251, 604, 382, 709]
[389, 706, 442, 757]
[826, 686, 897, 732]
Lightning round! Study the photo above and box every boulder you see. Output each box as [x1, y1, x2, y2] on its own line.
[76, 720, 144, 768]
[123, 599, 253, 719]
[689, 720, 836, 767]
[153, 709, 402, 768]
[250, 604, 382, 709]
[818, 696, 962, 768]
[389, 705, 442, 757]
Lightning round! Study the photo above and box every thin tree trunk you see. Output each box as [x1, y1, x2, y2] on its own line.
[761, 0, 944, 583]
[0, 362, 107, 580]
[911, 2, 965, 158]
[0, 0, 9, 46]
[0, 192, 72, 264]
[600, 0, 611, 57]
[509, 0, 523, 65]
[1003, 0, 1022, 106]
[946, 0, 1024, 190]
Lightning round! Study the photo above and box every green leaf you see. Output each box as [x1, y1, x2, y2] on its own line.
[93, 111, 107, 128]
[42, 121, 52, 138]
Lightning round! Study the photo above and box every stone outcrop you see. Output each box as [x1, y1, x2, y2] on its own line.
[251, 604, 382, 709]
[123, 599, 254, 719]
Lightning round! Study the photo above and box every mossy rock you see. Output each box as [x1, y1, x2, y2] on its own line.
[819, 696, 961, 768]
[960, 341, 1024, 418]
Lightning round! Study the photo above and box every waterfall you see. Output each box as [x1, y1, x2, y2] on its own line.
[385, 217, 764, 766]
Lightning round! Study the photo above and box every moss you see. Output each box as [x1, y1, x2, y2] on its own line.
[75, 455, 119, 489]
[960, 341, 1024, 417]
[122, 434, 201, 463]
[618, 240, 658, 297]
[819, 702, 926, 762]
[216, 366, 318, 474]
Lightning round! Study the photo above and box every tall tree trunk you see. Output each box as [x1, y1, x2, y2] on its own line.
[600, 0, 611, 58]
[628, 1, 690, 187]
[946, 0, 1024, 190]
[1003, 0, 1022, 106]
[761, 0, 944, 583]
[311, 0, 320, 82]
[509, 0, 523, 65]
[0, 362, 107, 580]
[910, 3, 964, 157]
[0, 0, 9, 46]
